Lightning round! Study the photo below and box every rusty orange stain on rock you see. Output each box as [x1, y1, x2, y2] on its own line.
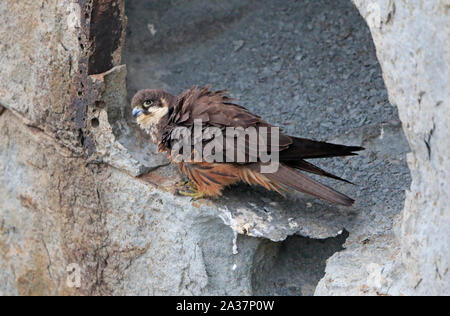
[19, 194, 40, 211]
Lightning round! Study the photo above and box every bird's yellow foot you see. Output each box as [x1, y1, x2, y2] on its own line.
[177, 182, 205, 200]
[175, 180, 189, 186]
[176, 180, 196, 190]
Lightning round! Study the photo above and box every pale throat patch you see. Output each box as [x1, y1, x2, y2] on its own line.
[136, 106, 169, 142]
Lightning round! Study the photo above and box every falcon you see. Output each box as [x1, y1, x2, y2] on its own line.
[131, 86, 363, 206]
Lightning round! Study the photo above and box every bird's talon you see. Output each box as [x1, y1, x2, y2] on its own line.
[178, 189, 205, 200]
[177, 180, 204, 199]
[176, 180, 197, 189]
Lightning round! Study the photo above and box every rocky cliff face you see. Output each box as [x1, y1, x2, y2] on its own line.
[347, 0, 450, 296]
[0, 0, 447, 296]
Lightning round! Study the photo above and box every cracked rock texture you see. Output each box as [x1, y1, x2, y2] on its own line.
[346, 0, 450, 296]
[0, 0, 447, 296]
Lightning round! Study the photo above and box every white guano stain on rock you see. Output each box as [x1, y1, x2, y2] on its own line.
[66, 3, 81, 30]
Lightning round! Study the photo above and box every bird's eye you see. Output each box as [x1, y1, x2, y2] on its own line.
[143, 100, 153, 108]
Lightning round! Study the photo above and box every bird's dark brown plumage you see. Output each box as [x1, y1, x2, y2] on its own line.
[132, 86, 364, 206]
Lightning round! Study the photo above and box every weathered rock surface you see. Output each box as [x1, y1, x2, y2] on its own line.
[0, 0, 447, 296]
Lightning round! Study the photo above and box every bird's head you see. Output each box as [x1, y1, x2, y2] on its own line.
[131, 89, 174, 131]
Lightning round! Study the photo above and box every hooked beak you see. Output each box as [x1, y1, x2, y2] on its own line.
[132, 108, 143, 118]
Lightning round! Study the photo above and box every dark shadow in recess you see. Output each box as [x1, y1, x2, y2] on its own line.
[252, 230, 349, 296]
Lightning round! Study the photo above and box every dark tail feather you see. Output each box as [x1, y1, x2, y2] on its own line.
[281, 137, 364, 160]
[263, 164, 355, 206]
[286, 159, 353, 184]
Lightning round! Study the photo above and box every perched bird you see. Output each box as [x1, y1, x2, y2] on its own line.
[131, 86, 363, 206]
